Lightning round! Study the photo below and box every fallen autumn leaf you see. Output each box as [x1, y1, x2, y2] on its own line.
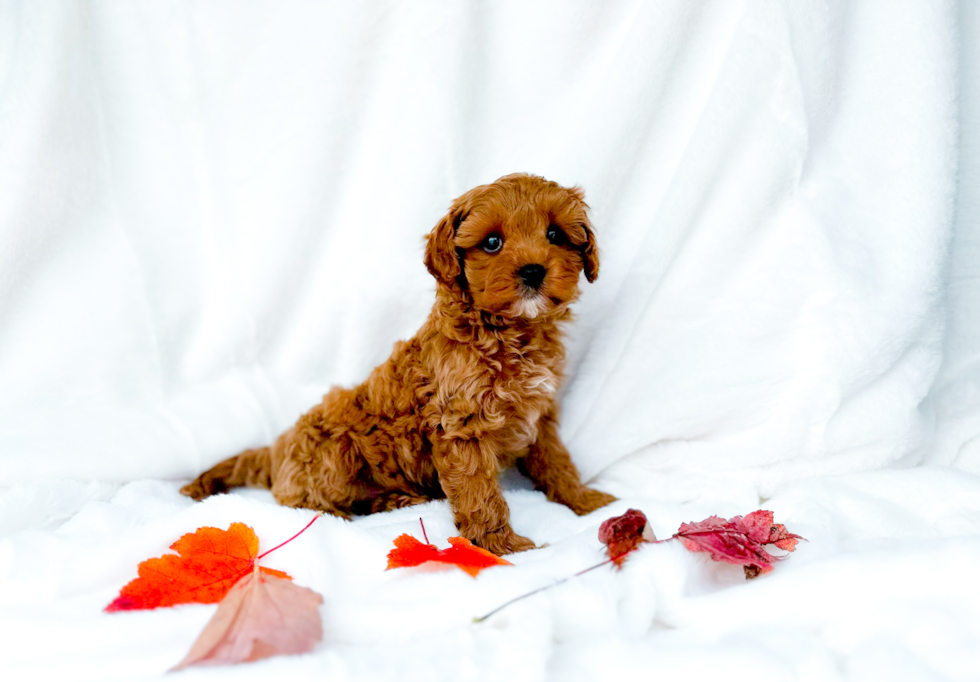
[106, 522, 291, 612]
[171, 565, 323, 671]
[386, 533, 513, 577]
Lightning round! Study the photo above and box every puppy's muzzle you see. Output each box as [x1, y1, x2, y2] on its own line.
[518, 264, 546, 290]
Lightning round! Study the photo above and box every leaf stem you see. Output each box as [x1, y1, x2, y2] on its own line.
[473, 550, 632, 623]
[257, 512, 323, 560]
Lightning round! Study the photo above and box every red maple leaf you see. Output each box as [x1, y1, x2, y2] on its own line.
[675, 509, 804, 577]
[171, 566, 323, 670]
[386, 529, 512, 577]
[106, 521, 305, 612]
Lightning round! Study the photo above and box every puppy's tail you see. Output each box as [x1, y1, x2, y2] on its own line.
[180, 447, 273, 501]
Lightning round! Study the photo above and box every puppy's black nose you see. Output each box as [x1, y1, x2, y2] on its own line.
[518, 264, 546, 289]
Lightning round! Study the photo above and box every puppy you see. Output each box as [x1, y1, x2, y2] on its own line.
[181, 173, 615, 554]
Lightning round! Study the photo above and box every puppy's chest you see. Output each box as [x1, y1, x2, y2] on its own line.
[492, 352, 559, 404]
[472, 345, 560, 441]
[493, 356, 558, 447]
[423, 327, 564, 445]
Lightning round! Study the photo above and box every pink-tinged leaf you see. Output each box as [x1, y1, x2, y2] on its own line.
[171, 567, 323, 670]
[598, 509, 657, 566]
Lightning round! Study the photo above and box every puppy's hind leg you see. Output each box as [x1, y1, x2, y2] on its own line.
[180, 447, 272, 501]
[366, 490, 442, 514]
[268, 427, 371, 520]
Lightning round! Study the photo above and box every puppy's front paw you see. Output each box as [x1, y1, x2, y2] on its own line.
[478, 528, 537, 556]
[567, 488, 617, 516]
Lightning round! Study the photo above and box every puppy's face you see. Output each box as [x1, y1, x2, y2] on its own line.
[425, 174, 599, 319]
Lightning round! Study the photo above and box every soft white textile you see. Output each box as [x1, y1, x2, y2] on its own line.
[1, 1, 979, 680]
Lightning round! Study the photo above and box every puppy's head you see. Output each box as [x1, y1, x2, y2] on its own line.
[425, 174, 598, 319]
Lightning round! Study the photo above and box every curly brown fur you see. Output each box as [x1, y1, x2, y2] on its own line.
[181, 173, 615, 555]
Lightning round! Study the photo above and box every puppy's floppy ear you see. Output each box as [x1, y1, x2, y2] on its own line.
[424, 203, 466, 286]
[581, 221, 600, 283]
[567, 185, 599, 282]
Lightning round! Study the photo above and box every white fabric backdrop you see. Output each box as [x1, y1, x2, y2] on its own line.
[2, 1, 979, 681]
[0, 1, 976, 490]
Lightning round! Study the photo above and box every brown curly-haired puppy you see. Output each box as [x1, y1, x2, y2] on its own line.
[181, 173, 615, 554]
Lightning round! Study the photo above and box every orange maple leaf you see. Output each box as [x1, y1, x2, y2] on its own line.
[106, 522, 291, 612]
[386, 533, 512, 577]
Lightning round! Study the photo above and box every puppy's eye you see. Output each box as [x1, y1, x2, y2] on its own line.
[546, 225, 566, 245]
[482, 235, 503, 253]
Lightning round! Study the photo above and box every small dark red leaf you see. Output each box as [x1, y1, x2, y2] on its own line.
[598, 509, 656, 566]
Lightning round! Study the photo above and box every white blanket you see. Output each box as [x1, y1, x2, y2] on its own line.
[2, 1, 979, 680]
